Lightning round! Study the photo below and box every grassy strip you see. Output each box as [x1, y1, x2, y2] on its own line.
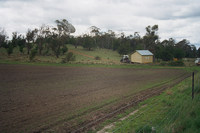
[92, 72, 189, 132]
[0, 59, 191, 70]
[109, 71, 200, 133]
[50, 78, 175, 131]
[39, 71, 187, 132]
[77, 72, 188, 133]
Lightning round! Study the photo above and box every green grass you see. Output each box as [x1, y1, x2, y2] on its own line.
[0, 45, 122, 64]
[1, 58, 196, 70]
[0, 45, 198, 71]
[67, 44, 121, 64]
[105, 70, 200, 133]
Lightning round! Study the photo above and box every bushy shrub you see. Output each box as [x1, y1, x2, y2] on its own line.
[61, 45, 68, 55]
[61, 52, 75, 63]
[160, 62, 167, 66]
[19, 45, 24, 54]
[6, 43, 14, 56]
[168, 60, 184, 66]
[160, 60, 184, 66]
[29, 48, 37, 61]
[95, 56, 101, 60]
[43, 49, 50, 56]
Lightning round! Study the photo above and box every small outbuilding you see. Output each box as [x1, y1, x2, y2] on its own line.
[131, 50, 153, 63]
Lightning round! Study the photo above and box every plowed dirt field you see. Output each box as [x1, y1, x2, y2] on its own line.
[0, 64, 187, 133]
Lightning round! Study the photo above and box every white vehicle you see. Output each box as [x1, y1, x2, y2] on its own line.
[120, 55, 130, 63]
[195, 58, 200, 65]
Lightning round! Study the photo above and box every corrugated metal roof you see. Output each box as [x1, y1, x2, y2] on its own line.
[136, 50, 153, 56]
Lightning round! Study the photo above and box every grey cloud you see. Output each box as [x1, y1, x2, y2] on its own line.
[173, 4, 200, 19]
[0, 0, 200, 46]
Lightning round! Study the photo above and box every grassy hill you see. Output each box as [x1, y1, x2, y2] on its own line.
[0, 44, 196, 67]
[0, 44, 122, 64]
[67, 44, 121, 64]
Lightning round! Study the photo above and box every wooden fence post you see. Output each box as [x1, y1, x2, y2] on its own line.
[192, 72, 194, 100]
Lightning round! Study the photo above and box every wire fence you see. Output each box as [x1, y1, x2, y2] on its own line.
[111, 71, 199, 133]
[73, 73, 189, 132]
[111, 81, 176, 133]
[112, 92, 161, 132]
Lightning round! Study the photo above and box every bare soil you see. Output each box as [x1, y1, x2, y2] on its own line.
[0, 64, 187, 133]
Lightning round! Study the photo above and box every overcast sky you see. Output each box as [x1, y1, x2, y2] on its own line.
[0, 0, 200, 47]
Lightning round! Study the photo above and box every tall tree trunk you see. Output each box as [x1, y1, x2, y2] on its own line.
[27, 48, 30, 55]
[39, 48, 42, 55]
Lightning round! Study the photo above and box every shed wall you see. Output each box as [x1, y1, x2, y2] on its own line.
[131, 52, 142, 63]
[142, 55, 153, 63]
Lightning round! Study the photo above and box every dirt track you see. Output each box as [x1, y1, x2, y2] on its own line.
[0, 64, 187, 133]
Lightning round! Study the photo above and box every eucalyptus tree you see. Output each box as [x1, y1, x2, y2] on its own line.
[55, 19, 76, 36]
[49, 19, 75, 58]
[118, 35, 131, 55]
[89, 26, 100, 36]
[0, 28, 7, 48]
[6, 41, 13, 56]
[130, 32, 142, 51]
[190, 45, 197, 58]
[96, 30, 116, 49]
[83, 35, 96, 51]
[106, 30, 115, 49]
[88, 26, 100, 49]
[36, 25, 51, 55]
[16, 34, 26, 54]
[5, 32, 18, 55]
[176, 39, 192, 58]
[142, 25, 159, 51]
[26, 29, 38, 55]
[134, 32, 140, 39]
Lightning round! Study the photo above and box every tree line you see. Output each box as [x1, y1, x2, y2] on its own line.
[0, 19, 199, 61]
[0, 19, 75, 59]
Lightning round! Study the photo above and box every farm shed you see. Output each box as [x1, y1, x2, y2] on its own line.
[131, 50, 153, 63]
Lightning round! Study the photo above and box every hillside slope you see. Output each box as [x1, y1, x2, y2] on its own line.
[67, 44, 121, 64]
[0, 45, 122, 64]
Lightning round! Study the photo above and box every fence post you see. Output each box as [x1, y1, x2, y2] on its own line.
[192, 72, 194, 100]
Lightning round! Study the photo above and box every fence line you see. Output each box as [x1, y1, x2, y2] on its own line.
[149, 72, 198, 132]
[112, 72, 198, 133]
[74, 73, 188, 133]
[113, 98, 160, 132]
[152, 72, 198, 132]
[112, 74, 181, 132]
[112, 86, 169, 132]
[137, 86, 191, 133]
[161, 93, 197, 133]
